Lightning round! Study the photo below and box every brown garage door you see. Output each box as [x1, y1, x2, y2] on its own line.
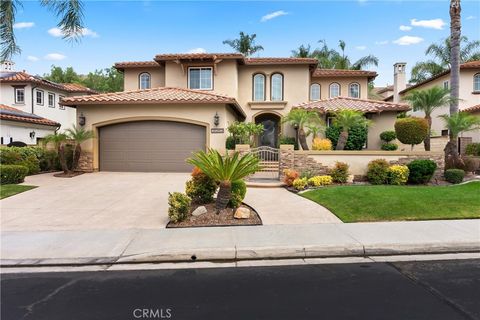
[99, 120, 206, 172]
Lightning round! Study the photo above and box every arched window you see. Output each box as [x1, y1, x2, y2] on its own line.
[329, 83, 340, 98]
[474, 73, 480, 92]
[349, 83, 360, 98]
[271, 73, 284, 101]
[310, 83, 320, 101]
[253, 73, 266, 101]
[139, 73, 151, 90]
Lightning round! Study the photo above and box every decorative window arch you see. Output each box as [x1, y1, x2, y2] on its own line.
[329, 82, 340, 98]
[349, 83, 360, 98]
[271, 73, 284, 101]
[139, 72, 151, 90]
[310, 83, 321, 101]
[474, 73, 480, 92]
[253, 73, 266, 101]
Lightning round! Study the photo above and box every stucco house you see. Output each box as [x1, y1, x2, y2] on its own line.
[60, 53, 410, 172]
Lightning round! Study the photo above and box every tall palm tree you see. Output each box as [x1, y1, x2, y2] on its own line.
[42, 132, 70, 174]
[403, 86, 456, 151]
[222, 32, 264, 57]
[66, 125, 94, 170]
[332, 110, 371, 150]
[187, 150, 260, 211]
[291, 44, 315, 58]
[282, 109, 322, 150]
[1, 0, 85, 61]
[314, 40, 379, 70]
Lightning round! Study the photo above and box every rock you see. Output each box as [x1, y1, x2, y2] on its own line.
[192, 206, 207, 216]
[234, 207, 251, 219]
[347, 174, 355, 183]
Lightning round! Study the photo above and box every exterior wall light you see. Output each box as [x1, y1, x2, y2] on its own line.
[214, 112, 220, 127]
[79, 113, 86, 126]
[29, 131, 36, 139]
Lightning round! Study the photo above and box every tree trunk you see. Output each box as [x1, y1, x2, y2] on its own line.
[216, 181, 232, 212]
[424, 115, 432, 151]
[298, 128, 309, 150]
[72, 144, 82, 171]
[58, 144, 70, 174]
[336, 131, 349, 150]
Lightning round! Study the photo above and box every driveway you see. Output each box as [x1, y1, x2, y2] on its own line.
[1, 172, 340, 232]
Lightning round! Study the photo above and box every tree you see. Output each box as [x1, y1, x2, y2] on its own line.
[187, 150, 260, 211]
[42, 132, 70, 174]
[66, 125, 94, 170]
[314, 40, 379, 70]
[44, 66, 80, 83]
[403, 86, 456, 151]
[282, 109, 322, 150]
[394, 117, 429, 150]
[291, 44, 315, 58]
[222, 32, 263, 56]
[305, 123, 324, 142]
[1, 0, 84, 61]
[331, 110, 370, 150]
[43, 66, 124, 92]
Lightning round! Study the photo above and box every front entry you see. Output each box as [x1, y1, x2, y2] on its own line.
[255, 113, 281, 147]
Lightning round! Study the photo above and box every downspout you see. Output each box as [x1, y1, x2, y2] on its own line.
[31, 85, 38, 114]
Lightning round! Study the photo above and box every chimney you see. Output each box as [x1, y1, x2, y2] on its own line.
[393, 62, 406, 103]
[1, 60, 15, 72]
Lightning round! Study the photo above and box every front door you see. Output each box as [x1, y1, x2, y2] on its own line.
[255, 114, 280, 147]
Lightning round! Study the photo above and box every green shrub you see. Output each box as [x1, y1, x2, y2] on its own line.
[0, 165, 29, 184]
[407, 159, 437, 184]
[0, 148, 22, 164]
[308, 175, 333, 187]
[387, 165, 409, 185]
[465, 143, 480, 156]
[185, 167, 217, 204]
[229, 180, 247, 208]
[168, 192, 191, 223]
[444, 169, 465, 184]
[226, 136, 236, 150]
[381, 143, 398, 151]
[367, 159, 390, 185]
[325, 124, 367, 150]
[292, 177, 308, 190]
[19, 154, 40, 175]
[380, 131, 397, 143]
[300, 169, 315, 179]
[330, 162, 349, 183]
[394, 117, 429, 149]
[0, 147, 40, 175]
[278, 135, 298, 150]
[39, 150, 59, 171]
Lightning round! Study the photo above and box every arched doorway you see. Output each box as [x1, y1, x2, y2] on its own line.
[255, 113, 281, 147]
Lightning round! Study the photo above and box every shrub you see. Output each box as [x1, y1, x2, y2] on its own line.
[394, 117, 429, 149]
[39, 150, 59, 171]
[312, 138, 332, 151]
[387, 165, 409, 185]
[0, 147, 40, 175]
[381, 143, 398, 151]
[367, 159, 390, 185]
[185, 167, 217, 204]
[0, 148, 22, 164]
[292, 177, 308, 191]
[226, 136, 236, 150]
[168, 192, 191, 223]
[465, 143, 480, 156]
[330, 162, 349, 183]
[458, 156, 480, 173]
[444, 169, 465, 184]
[283, 169, 299, 187]
[229, 180, 247, 208]
[325, 124, 368, 150]
[308, 175, 333, 187]
[300, 169, 315, 179]
[279, 135, 299, 150]
[407, 159, 437, 184]
[0, 165, 29, 184]
[380, 131, 397, 143]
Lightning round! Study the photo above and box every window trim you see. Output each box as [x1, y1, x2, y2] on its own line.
[187, 66, 213, 90]
[138, 72, 151, 90]
[270, 72, 284, 101]
[348, 82, 360, 98]
[47, 92, 55, 108]
[310, 83, 321, 101]
[252, 73, 266, 101]
[329, 82, 341, 98]
[474, 73, 480, 92]
[36, 89, 44, 106]
[14, 87, 25, 104]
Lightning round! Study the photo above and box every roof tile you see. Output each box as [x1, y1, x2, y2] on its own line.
[0, 104, 60, 127]
[296, 96, 410, 113]
[464, 104, 480, 113]
[313, 69, 378, 79]
[0, 71, 96, 93]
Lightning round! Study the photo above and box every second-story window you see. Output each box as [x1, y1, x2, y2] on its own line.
[474, 73, 480, 92]
[36, 90, 44, 105]
[271, 73, 283, 101]
[15, 87, 25, 104]
[253, 73, 266, 101]
[329, 83, 340, 98]
[349, 83, 360, 98]
[310, 83, 320, 101]
[139, 73, 151, 89]
[189, 67, 212, 90]
[48, 93, 55, 108]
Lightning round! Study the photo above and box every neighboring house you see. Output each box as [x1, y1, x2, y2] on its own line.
[61, 53, 409, 172]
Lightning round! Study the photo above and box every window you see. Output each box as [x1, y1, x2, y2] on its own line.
[59, 95, 65, 110]
[253, 73, 266, 101]
[329, 83, 340, 98]
[139, 73, 151, 90]
[327, 116, 334, 127]
[474, 73, 480, 92]
[443, 80, 449, 90]
[270, 73, 283, 101]
[188, 67, 212, 90]
[441, 129, 449, 136]
[36, 90, 44, 105]
[14, 88, 25, 104]
[349, 83, 360, 98]
[310, 83, 320, 101]
[48, 93, 55, 108]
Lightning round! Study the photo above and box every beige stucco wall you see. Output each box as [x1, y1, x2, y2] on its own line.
[123, 67, 165, 91]
[310, 77, 369, 100]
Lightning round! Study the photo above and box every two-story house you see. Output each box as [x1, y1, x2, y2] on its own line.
[61, 53, 410, 172]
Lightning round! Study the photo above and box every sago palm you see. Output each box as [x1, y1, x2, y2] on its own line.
[223, 32, 264, 57]
[66, 125, 94, 170]
[332, 110, 371, 150]
[42, 132, 70, 174]
[187, 150, 260, 211]
[282, 109, 322, 150]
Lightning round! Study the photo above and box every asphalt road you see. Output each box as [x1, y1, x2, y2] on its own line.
[1, 259, 479, 320]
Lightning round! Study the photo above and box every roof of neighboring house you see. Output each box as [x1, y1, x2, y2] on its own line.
[464, 104, 480, 113]
[243, 57, 318, 65]
[374, 85, 394, 94]
[312, 69, 378, 81]
[296, 96, 411, 113]
[60, 83, 98, 93]
[0, 104, 60, 127]
[114, 61, 162, 71]
[154, 53, 244, 62]
[0, 71, 96, 93]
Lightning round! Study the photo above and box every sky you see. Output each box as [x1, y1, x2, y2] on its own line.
[10, 0, 480, 86]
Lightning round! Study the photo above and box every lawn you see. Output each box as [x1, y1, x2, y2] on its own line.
[301, 181, 480, 222]
[0, 185, 37, 199]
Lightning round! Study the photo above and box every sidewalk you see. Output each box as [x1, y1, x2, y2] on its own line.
[1, 219, 479, 267]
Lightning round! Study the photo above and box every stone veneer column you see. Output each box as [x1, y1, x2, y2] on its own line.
[77, 152, 94, 172]
[279, 144, 294, 180]
[234, 144, 251, 157]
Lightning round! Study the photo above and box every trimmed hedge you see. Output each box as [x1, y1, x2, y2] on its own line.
[380, 131, 396, 143]
[407, 159, 437, 184]
[168, 192, 191, 223]
[229, 180, 247, 208]
[326, 124, 367, 150]
[381, 143, 398, 151]
[367, 159, 390, 185]
[0, 165, 29, 184]
[444, 169, 465, 184]
[394, 117, 428, 148]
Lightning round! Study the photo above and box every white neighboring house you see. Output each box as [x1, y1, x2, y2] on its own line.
[0, 61, 96, 145]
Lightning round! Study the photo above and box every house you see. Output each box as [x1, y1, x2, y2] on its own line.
[0, 61, 96, 144]
[60, 53, 410, 173]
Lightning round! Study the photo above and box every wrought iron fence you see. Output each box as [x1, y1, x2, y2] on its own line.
[248, 146, 280, 180]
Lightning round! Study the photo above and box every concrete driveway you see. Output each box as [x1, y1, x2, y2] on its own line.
[1, 172, 340, 232]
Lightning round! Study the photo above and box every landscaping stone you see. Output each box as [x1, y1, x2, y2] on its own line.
[192, 206, 207, 216]
[347, 175, 355, 183]
[234, 207, 251, 219]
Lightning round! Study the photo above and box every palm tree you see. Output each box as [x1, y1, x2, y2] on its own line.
[187, 150, 260, 211]
[291, 44, 315, 58]
[1, 0, 85, 61]
[282, 109, 322, 150]
[222, 32, 264, 57]
[305, 123, 324, 142]
[332, 110, 371, 150]
[42, 132, 70, 174]
[314, 40, 379, 70]
[66, 125, 94, 170]
[403, 86, 456, 151]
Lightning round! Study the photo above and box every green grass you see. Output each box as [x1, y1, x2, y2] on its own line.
[0, 184, 37, 199]
[301, 182, 480, 222]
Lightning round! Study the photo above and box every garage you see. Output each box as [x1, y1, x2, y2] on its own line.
[99, 120, 206, 172]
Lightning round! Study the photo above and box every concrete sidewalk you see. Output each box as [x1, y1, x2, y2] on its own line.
[1, 219, 479, 267]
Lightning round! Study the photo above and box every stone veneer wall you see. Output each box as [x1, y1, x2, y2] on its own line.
[77, 151, 94, 172]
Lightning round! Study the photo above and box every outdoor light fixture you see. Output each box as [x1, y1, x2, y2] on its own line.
[79, 113, 86, 126]
[214, 112, 220, 127]
[29, 131, 35, 139]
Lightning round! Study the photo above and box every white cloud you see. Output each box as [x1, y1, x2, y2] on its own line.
[27, 55, 39, 62]
[44, 53, 66, 61]
[466, 16, 476, 20]
[48, 27, 99, 38]
[375, 40, 389, 45]
[13, 22, 35, 29]
[187, 48, 207, 54]
[261, 10, 288, 22]
[48, 27, 63, 37]
[355, 46, 367, 50]
[399, 25, 412, 31]
[410, 18, 445, 30]
[393, 36, 424, 46]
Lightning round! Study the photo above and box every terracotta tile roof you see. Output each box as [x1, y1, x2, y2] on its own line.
[464, 104, 480, 113]
[60, 83, 97, 93]
[244, 57, 318, 65]
[313, 69, 378, 80]
[0, 104, 60, 127]
[154, 53, 244, 61]
[0, 71, 96, 93]
[296, 96, 411, 113]
[114, 61, 161, 70]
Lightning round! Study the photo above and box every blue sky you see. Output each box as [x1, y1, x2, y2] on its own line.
[11, 0, 480, 86]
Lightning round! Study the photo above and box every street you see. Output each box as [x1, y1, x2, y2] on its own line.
[1, 259, 479, 320]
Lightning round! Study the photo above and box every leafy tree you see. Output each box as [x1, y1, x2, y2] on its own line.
[42, 133, 70, 174]
[44, 66, 80, 83]
[291, 44, 316, 58]
[331, 110, 370, 150]
[65, 125, 94, 170]
[81, 67, 123, 92]
[223, 32, 264, 56]
[394, 117, 429, 150]
[227, 122, 264, 146]
[282, 109, 322, 150]
[326, 124, 368, 150]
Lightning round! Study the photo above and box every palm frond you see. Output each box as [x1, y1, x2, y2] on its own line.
[439, 112, 480, 137]
[0, 0, 22, 61]
[40, 0, 84, 41]
[403, 86, 456, 115]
